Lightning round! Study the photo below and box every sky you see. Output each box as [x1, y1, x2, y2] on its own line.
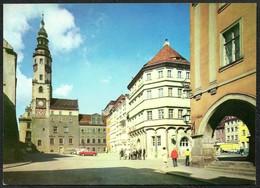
[3, 3, 190, 120]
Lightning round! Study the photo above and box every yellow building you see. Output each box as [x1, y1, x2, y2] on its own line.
[190, 3, 256, 166]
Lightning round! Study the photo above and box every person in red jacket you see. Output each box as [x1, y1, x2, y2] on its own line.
[171, 148, 178, 167]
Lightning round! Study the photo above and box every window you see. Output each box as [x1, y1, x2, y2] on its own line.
[50, 138, 54, 145]
[178, 88, 182, 98]
[40, 58, 43, 64]
[227, 136, 230, 141]
[92, 139, 95, 143]
[177, 71, 182, 78]
[158, 88, 163, 98]
[103, 139, 106, 143]
[147, 90, 152, 99]
[39, 86, 43, 93]
[167, 70, 172, 77]
[93, 128, 96, 133]
[146, 73, 151, 80]
[98, 139, 101, 143]
[157, 136, 161, 146]
[222, 22, 241, 66]
[227, 128, 230, 132]
[147, 111, 152, 120]
[93, 147, 96, 151]
[53, 127, 58, 133]
[87, 139, 90, 143]
[168, 88, 173, 97]
[178, 109, 183, 119]
[235, 135, 238, 140]
[103, 128, 106, 132]
[152, 136, 155, 146]
[81, 138, 85, 144]
[27, 123, 31, 129]
[38, 140, 42, 146]
[180, 137, 189, 147]
[59, 138, 64, 144]
[158, 70, 163, 78]
[242, 130, 246, 136]
[169, 109, 174, 119]
[98, 128, 101, 133]
[69, 138, 73, 144]
[158, 109, 164, 119]
[39, 74, 43, 80]
[186, 72, 190, 79]
[64, 127, 69, 133]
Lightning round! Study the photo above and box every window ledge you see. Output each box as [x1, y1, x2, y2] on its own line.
[219, 57, 244, 73]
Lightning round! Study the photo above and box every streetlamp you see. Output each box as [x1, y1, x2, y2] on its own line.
[183, 113, 190, 125]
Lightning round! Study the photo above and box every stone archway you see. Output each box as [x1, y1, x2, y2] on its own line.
[193, 94, 256, 166]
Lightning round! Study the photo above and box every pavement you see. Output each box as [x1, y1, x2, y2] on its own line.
[3, 153, 256, 185]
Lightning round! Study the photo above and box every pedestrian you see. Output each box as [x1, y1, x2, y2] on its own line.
[239, 147, 244, 156]
[138, 148, 142, 160]
[129, 149, 132, 160]
[119, 148, 124, 160]
[162, 147, 168, 168]
[185, 148, 191, 166]
[171, 147, 178, 167]
[142, 148, 146, 160]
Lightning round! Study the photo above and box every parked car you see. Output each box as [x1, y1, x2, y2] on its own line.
[79, 150, 97, 156]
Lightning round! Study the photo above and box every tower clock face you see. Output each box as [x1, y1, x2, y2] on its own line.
[36, 99, 46, 108]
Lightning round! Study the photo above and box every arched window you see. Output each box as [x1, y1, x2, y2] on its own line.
[39, 86, 43, 93]
[180, 137, 189, 147]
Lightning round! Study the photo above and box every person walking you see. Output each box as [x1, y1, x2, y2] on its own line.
[138, 148, 142, 160]
[142, 148, 146, 160]
[119, 148, 124, 160]
[162, 147, 168, 168]
[171, 148, 178, 167]
[185, 148, 191, 166]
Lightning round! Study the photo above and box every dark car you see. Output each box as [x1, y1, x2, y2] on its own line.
[79, 150, 97, 156]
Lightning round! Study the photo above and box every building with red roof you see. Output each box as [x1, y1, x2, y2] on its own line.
[127, 39, 191, 158]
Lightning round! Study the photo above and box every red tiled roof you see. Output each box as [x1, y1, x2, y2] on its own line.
[144, 43, 189, 67]
[79, 113, 106, 126]
[79, 114, 91, 125]
[50, 98, 78, 110]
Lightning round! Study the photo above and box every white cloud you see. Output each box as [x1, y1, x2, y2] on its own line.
[3, 4, 83, 62]
[54, 84, 73, 97]
[16, 66, 32, 107]
[100, 76, 112, 84]
[100, 79, 110, 84]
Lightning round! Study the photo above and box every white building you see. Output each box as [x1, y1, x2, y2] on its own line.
[109, 94, 129, 153]
[127, 40, 191, 158]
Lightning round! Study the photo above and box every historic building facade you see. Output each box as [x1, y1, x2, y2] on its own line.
[102, 100, 116, 152]
[79, 114, 106, 153]
[190, 3, 256, 166]
[19, 16, 80, 153]
[3, 39, 20, 162]
[127, 40, 191, 159]
[109, 94, 129, 153]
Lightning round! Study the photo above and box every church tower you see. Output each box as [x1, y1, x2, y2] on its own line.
[31, 14, 52, 118]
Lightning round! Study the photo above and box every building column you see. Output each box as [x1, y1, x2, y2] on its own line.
[165, 129, 169, 157]
[194, 4, 201, 92]
[208, 3, 217, 85]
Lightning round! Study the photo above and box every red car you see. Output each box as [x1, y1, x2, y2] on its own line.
[79, 150, 97, 156]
